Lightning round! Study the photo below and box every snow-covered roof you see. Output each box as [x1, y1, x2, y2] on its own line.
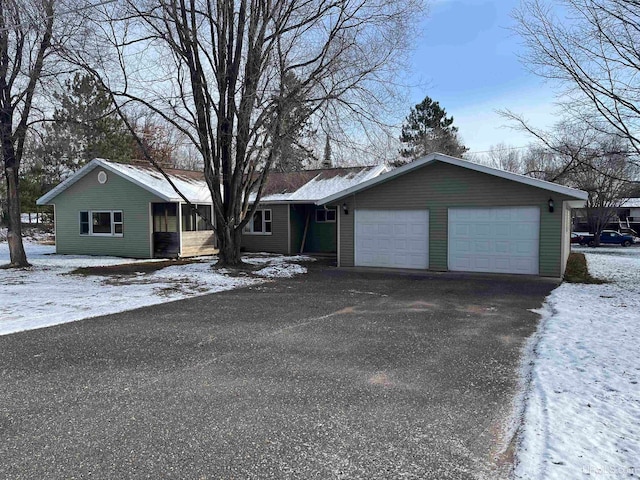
[621, 198, 640, 208]
[316, 152, 589, 205]
[37, 158, 212, 205]
[37, 158, 388, 207]
[253, 164, 389, 203]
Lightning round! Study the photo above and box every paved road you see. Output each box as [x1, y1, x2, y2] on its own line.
[0, 264, 557, 479]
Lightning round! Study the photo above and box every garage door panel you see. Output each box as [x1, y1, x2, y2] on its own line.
[475, 224, 492, 237]
[411, 223, 427, 235]
[495, 257, 510, 270]
[495, 224, 510, 236]
[515, 240, 536, 254]
[474, 257, 491, 269]
[355, 210, 428, 269]
[408, 239, 425, 251]
[378, 238, 392, 249]
[452, 240, 470, 253]
[495, 240, 510, 253]
[449, 207, 539, 275]
[394, 224, 407, 235]
[453, 224, 469, 236]
[512, 223, 536, 237]
[378, 224, 392, 235]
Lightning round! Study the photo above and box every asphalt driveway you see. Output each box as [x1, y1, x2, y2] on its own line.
[0, 264, 557, 479]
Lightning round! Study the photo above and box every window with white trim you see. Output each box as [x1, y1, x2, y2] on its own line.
[244, 209, 272, 235]
[80, 210, 124, 236]
[315, 208, 336, 223]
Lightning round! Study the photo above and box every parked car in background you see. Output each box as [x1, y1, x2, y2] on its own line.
[580, 230, 636, 247]
[571, 232, 585, 244]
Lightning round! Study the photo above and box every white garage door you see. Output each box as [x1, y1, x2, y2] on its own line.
[448, 207, 540, 275]
[355, 210, 428, 269]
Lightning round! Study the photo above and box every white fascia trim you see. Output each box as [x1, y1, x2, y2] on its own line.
[37, 158, 175, 205]
[315, 152, 589, 205]
[37, 159, 100, 205]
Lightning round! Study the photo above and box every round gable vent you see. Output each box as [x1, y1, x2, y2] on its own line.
[97, 171, 108, 184]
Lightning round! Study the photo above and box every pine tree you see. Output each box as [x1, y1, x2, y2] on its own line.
[32, 73, 134, 184]
[398, 96, 467, 163]
[322, 136, 332, 168]
[270, 73, 315, 172]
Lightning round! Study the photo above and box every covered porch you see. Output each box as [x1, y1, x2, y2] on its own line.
[152, 202, 218, 258]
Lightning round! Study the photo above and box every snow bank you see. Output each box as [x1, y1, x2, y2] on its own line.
[515, 248, 640, 479]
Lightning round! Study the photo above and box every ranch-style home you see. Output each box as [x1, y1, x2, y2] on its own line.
[36, 158, 387, 259]
[37, 153, 587, 277]
[316, 153, 588, 277]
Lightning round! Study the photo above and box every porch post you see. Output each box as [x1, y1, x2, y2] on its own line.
[148, 203, 153, 258]
[177, 202, 183, 257]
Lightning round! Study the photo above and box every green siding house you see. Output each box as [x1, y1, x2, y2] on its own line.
[240, 165, 388, 255]
[317, 153, 587, 277]
[37, 159, 216, 259]
[38, 153, 587, 277]
[36, 159, 388, 260]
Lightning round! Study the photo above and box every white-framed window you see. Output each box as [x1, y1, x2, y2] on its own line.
[244, 209, 272, 235]
[80, 210, 124, 236]
[181, 203, 214, 232]
[315, 208, 336, 223]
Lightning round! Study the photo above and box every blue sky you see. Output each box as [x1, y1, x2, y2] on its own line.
[407, 0, 560, 154]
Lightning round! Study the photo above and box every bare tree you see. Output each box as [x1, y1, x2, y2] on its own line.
[0, 0, 88, 267]
[569, 149, 636, 243]
[0, 0, 56, 267]
[468, 143, 525, 173]
[501, 111, 638, 241]
[513, 0, 640, 160]
[69, 0, 424, 265]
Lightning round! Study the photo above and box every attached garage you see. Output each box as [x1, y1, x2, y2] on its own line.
[320, 153, 588, 277]
[355, 210, 428, 269]
[448, 207, 539, 275]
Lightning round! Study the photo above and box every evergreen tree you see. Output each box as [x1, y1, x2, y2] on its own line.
[322, 135, 332, 168]
[398, 96, 467, 163]
[270, 73, 315, 172]
[32, 73, 134, 184]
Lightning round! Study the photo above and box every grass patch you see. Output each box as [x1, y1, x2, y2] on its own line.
[68, 258, 201, 276]
[564, 252, 607, 284]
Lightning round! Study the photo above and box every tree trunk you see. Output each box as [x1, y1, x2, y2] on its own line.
[3, 162, 29, 267]
[216, 222, 243, 266]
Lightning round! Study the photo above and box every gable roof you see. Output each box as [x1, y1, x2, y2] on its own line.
[37, 158, 212, 205]
[316, 152, 589, 205]
[251, 164, 388, 203]
[37, 158, 389, 207]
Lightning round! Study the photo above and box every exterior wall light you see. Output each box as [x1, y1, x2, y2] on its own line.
[342, 203, 349, 215]
[548, 198, 555, 213]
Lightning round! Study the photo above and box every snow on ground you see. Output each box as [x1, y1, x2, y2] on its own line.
[0, 242, 313, 336]
[515, 246, 640, 479]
